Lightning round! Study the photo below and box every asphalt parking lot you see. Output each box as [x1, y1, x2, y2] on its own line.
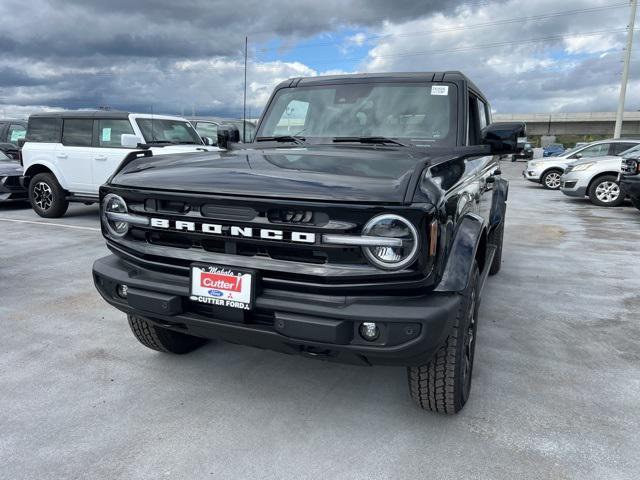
[1, 160, 639, 480]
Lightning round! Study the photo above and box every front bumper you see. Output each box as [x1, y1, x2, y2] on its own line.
[522, 167, 541, 182]
[93, 254, 461, 366]
[560, 172, 588, 197]
[0, 175, 28, 202]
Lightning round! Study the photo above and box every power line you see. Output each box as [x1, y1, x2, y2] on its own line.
[255, 3, 630, 54]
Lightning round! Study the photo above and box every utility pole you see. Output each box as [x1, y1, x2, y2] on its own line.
[243, 36, 248, 142]
[614, 0, 638, 138]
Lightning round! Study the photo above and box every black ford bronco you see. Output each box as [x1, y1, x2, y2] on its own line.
[93, 72, 524, 414]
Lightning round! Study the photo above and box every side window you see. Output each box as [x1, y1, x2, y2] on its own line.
[576, 143, 609, 158]
[26, 117, 61, 143]
[274, 100, 309, 135]
[8, 124, 26, 144]
[611, 143, 637, 156]
[97, 119, 134, 148]
[467, 96, 480, 145]
[62, 119, 93, 147]
[195, 122, 218, 141]
[476, 98, 488, 130]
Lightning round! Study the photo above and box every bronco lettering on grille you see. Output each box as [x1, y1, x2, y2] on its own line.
[149, 218, 316, 244]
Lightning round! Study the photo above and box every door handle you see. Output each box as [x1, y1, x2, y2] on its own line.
[493, 169, 502, 175]
[95, 156, 108, 161]
[486, 176, 496, 184]
[56, 153, 67, 159]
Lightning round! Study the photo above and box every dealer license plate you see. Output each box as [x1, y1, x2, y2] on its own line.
[189, 264, 254, 310]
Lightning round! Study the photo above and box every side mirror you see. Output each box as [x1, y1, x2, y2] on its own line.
[216, 124, 240, 150]
[121, 134, 144, 149]
[201, 136, 216, 146]
[481, 122, 526, 155]
[17, 138, 26, 148]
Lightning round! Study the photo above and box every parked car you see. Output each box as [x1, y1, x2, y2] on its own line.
[190, 117, 256, 144]
[619, 147, 640, 211]
[543, 143, 565, 157]
[560, 151, 635, 207]
[0, 120, 27, 159]
[0, 150, 27, 203]
[523, 139, 640, 189]
[21, 111, 221, 218]
[512, 142, 533, 161]
[92, 71, 524, 414]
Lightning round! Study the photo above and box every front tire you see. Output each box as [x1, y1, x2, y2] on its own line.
[489, 219, 505, 276]
[588, 175, 624, 207]
[407, 262, 480, 414]
[541, 169, 563, 190]
[128, 314, 208, 354]
[29, 172, 69, 218]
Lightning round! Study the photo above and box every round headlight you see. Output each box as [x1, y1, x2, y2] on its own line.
[362, 214, 419, 270]
[102, 193, 129, 237]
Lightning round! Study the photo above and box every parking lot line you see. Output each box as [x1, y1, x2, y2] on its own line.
[0, 217, 100, 232]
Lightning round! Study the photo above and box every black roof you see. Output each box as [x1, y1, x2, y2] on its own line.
[28, 110, 130, 120]
[276, 71, 485, 100]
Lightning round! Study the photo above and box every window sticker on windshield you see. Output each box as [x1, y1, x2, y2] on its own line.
[10, 130, 25, 142]
[431, 85, 449, 96]
[101, 128, 111, 142]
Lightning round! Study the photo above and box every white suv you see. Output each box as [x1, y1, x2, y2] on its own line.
[523, 139, 640, 190]
[21, 111, 221, 217]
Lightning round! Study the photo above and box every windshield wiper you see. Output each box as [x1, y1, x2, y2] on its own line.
[255, 135, 307, 145]
[145, 140, 175, 145]
[332, 136, 410, 147]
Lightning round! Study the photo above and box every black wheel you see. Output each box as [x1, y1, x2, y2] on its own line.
[541, 169, 563, 190]
[489, 218, 505, 276]
[588, 175, 624, 207]
[407, 262, 480, 414]
[127, 314, 208, 354]
[29, 172, 69, 218]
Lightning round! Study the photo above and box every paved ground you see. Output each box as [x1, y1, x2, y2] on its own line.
[1, 161, 639, 480]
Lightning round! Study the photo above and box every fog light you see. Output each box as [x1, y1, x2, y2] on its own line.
[117, 284, 128, 298]
[359, 322, 379, 341]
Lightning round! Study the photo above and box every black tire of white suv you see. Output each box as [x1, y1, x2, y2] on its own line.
[407, 262, 479, 414]
[127, 314, 208, 354]
[28, 172, 69, 218]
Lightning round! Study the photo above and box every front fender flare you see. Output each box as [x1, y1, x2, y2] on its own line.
[435, 213, 485, 293]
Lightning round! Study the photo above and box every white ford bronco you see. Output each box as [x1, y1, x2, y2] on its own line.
[21, 111, 221, 217]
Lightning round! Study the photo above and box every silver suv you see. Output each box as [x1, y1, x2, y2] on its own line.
[523, 139, 640, 189]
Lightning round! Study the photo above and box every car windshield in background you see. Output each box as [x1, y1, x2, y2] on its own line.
[257, 82, 457, 145]
[621, 144, 640, 158]
[0, 151, 11, 161]
[136, 119, 202, 144]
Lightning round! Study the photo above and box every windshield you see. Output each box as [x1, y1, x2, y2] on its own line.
[257, 82, 457, 146]
[621, 144, 640, 159]
[136, 118, 202, 144]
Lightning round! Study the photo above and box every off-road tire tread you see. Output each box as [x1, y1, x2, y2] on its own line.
[407, 264, 479, 414]
[29, 173, 69, 218]
[489, 219, 505, 275]
[127, 314, 207, 354]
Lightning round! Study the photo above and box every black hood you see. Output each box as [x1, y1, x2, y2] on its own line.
[111, 146, 430, 203]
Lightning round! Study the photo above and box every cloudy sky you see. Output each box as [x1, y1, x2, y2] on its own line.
[0, 0, 638, 118]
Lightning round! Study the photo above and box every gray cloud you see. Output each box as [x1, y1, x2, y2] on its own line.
[0, 0, 637, 118]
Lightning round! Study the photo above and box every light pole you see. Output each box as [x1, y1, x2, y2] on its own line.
[614, 0, 638, 139]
